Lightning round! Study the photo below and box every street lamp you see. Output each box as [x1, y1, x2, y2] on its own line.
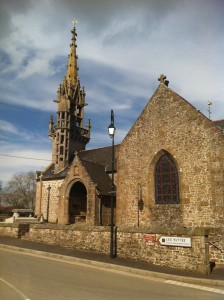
[108, 110, 116, 258]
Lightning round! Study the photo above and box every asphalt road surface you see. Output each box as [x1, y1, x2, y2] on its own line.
[0, 248, 223, 300]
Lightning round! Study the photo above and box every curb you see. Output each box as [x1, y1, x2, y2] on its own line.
[0, 243, 224, 288]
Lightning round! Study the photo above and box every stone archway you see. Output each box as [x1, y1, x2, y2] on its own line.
[69, 181, 87, 224]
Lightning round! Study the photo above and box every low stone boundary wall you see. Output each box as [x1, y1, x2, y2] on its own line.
[117, 227, 210, 274]
[24, 224, 210, 274]
[23, 224, 111, 253]
[0, 223, 30, 238]
[0, 223, 20, 238]
[1, 223, 223, 274]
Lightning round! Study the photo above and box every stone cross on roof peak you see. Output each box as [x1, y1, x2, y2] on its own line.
[158, 74, 169, 86]
[74, 151, 79, 159]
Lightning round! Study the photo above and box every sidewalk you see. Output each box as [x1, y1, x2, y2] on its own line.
[0, 236, 223, 287]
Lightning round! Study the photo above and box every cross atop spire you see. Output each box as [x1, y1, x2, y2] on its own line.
[72, 19, 78, 25]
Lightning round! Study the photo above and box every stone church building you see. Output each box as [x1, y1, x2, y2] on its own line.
[34, 24, 224, 272]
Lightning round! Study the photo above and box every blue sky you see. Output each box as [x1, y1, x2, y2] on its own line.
[0, 0, 224, 186]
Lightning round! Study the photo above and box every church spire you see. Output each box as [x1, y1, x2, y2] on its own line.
[49, 22, 91, 173]
[66, 24, 79, 86]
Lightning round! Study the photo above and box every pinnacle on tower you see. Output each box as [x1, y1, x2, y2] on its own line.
[49, 23, 91, 173]
[66, 25, 79, 86]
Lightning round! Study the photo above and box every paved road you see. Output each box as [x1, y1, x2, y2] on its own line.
[0, 249, 223, 300]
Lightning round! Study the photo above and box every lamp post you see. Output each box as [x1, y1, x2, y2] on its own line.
[108, 110, 116, 258]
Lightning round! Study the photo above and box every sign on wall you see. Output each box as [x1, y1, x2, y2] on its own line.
[159, 236, 192, 247]
[144, 234, 156, 246]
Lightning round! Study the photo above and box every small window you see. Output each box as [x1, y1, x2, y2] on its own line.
[60, 135, 64, 144]
[155, 154, 180, 204]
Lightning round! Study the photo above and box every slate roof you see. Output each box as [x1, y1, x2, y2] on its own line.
[213, 119, 224, 130]
[40, 163, 69, 179]
[79, 145, 119, 168]
[81, 160, 112, 195]
[38, 145, 119, 195]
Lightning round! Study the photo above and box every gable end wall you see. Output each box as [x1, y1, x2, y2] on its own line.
[116, 84, 224, 228]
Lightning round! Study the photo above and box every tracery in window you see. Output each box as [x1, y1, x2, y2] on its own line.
[155, 153, 180, 204]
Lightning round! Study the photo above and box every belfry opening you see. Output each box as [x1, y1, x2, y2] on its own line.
[69, 181, 87, 224]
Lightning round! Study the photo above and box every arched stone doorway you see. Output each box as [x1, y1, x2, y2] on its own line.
[69, 181, 87, 224]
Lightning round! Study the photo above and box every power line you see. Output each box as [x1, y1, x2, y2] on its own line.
[0, 153, 51, 162]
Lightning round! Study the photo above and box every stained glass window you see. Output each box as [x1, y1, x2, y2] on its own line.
[155, 154, 180, 204]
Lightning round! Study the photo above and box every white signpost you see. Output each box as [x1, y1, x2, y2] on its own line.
[159, 236, 192, 247]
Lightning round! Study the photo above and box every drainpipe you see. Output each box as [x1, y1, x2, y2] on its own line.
[38, 173, 43, 217]
[99, 195, 102, 226]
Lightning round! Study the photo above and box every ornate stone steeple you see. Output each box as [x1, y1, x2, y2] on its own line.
[49, 23, 91, 173]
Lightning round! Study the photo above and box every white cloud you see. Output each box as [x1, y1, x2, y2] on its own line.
[0, 120, 17, 134]
[17, 56, 49, 79]
[0, 119, 51, 185]
[1, 0, 223, 112]
[0, 119, 49, 144]
[0, 149, 51, 186]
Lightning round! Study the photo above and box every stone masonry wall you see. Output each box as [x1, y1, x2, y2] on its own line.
[208, 228, 224, 268]
[36, 179, 64, 223]
[0, 224, 19, 238]
[0, 224, 30, 238]
[18, 224, 214, 274]
[116, 83, 224, 229]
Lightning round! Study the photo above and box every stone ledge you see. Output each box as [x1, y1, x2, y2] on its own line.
[117, 226, 214, 236]
[0, 223, 20, 228]
[29, 223, 110, 232]
[0, 223, 217, 236]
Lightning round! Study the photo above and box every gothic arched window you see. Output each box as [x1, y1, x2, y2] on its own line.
[155, 154, 180, 204]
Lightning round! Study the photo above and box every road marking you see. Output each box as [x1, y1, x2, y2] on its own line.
[166, 280, 224, 295]
[0, 277, 31, 300]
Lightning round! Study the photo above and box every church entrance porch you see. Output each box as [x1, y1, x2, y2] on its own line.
[69, 181, 87, 224]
